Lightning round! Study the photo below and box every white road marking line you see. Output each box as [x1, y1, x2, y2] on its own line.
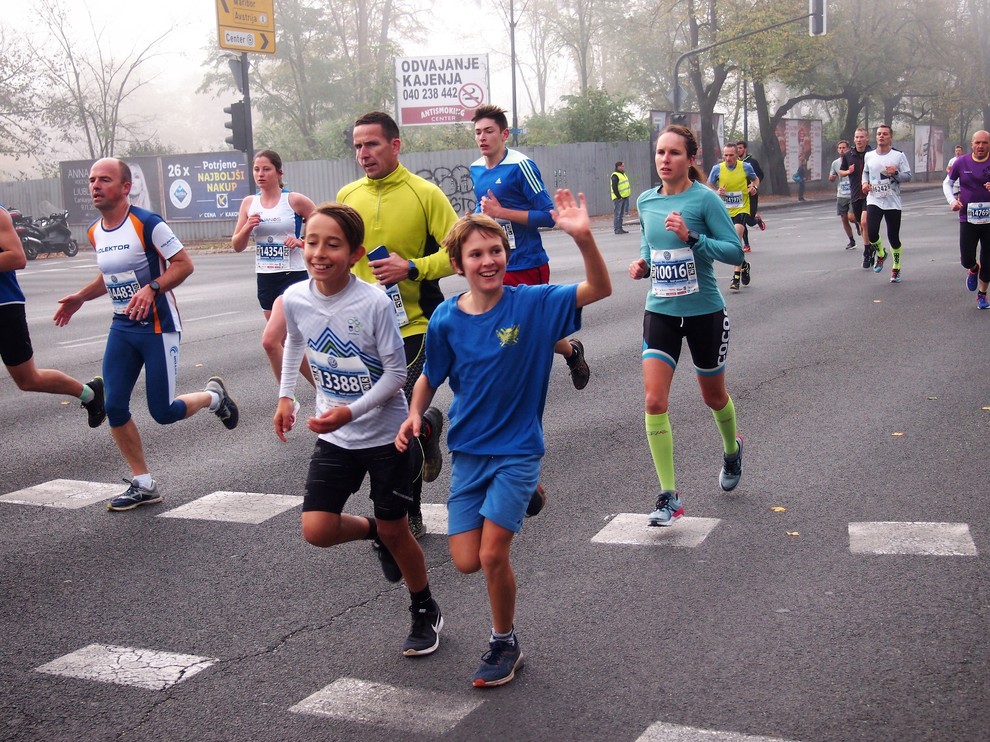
[592, 513, 721, 547]
[158, 491, 303, 524]
[636, 720, 801, 742]
[0, 479, 120, 509]
[35, 644, 216, 690]
[848, 521, 977, 556]
[290, 677, 483, 736]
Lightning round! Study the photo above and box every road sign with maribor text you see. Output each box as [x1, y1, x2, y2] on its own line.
[216, 0, 276, 55]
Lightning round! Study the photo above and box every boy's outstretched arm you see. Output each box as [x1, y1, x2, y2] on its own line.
[551, 189, 612, 308]
[396, 373, 439, 452]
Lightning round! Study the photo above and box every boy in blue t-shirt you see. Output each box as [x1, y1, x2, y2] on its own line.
[396, 189, 611, 688]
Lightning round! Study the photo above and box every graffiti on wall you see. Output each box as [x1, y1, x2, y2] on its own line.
[416, 165, 476, 215]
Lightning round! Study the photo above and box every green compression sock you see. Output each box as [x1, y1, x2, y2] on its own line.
[645, 412, 675, 492]
[873, 239, 885, 259]
[712, 397, 739, 455]
[892, 246, 902, 269]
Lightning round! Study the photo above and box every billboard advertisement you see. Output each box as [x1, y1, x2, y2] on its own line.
[774, 119, 822, 182]
[914, 125, 945, 173]
[160, 152, 249, 221]
[394, 54, 490, 127]
[59, 153, 247, 224]
[60, 156, 162, 225]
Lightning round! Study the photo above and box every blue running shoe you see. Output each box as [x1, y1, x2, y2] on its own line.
[978, 293, 989, 310]
[967, 268, 979, 292]
[108, 478, 162, 511]
[720, 436, 744, 492]
[647, 491, 684, 527]
[889, 268, 901, 283]
[472, 637, 524, 687]
[873, 250, 886, 273]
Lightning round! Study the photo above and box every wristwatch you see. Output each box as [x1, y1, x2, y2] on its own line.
[149, 280, 161, 295]
[407, 261, 420, 280]
[685, 230, 700, 247]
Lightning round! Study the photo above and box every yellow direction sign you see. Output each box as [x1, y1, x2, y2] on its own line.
[216, 0, 276, 55]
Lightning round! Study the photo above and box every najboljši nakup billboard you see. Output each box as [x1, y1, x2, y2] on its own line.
[60, 153, 249, 225]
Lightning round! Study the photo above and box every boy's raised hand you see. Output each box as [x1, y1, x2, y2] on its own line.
[551, 189, 591, 237]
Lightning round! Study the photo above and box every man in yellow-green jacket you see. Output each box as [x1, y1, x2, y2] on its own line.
[338, 111, 459, 540]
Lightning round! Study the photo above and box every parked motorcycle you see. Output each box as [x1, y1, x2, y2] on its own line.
[11, 209, 78, 259]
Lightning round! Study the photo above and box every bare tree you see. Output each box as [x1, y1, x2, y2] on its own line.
[31, 0, 174, 158]
[555, 0, 617, 93]
[0, 30, 48, 160]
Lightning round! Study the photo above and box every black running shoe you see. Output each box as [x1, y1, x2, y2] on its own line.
[82, 376, 107, 428]
[420, 406, 444, 483]
[526, 484, 546, 517]
[741, 261, 751, 286]
[566, 339, 590, 390]
[862, 244, 875, 270]
[206, 376, 239, 430]
[372, 537, 403, 583]
[403, 599, 443, 656]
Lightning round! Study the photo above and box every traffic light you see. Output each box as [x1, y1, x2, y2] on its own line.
[809, 0, 826, 36]
[224, 100, 248, 152]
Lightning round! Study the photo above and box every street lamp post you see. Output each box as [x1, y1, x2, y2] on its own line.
[509, 0, 519, 146]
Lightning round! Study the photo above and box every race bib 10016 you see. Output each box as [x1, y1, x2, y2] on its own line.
[650, 247, 699, 298]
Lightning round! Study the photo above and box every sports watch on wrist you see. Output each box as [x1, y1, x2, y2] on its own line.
[407, 260, 420, 280]
[685, 230, 700, 247]
[149, 280, 161, 295]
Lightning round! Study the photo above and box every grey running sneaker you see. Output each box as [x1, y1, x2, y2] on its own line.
[566, 339, 590, 390]
[372, 537, 402, 583]
[526, 484, 546, 518]
[403, 599, 443, 656]
[472, 637, 524, 687]
[408, 513, 427, 540]
[647, 491, 683, 527]
[82, 376, 107, 428]
[720, 436, 744, 492]
[206, 376, 239, 430]
[108, 478, 162, 511]
[420, 406, 444, 483]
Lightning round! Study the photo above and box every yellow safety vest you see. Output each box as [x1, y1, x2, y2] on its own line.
[611, 171, 631, 200]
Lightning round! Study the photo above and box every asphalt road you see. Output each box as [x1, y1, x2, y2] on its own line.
[1, 186, 988, 742]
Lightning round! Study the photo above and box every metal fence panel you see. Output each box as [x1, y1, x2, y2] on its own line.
[3, 141, 651, 244]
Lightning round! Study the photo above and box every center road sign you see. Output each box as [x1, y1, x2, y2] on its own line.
[216, 0, 276, 55]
